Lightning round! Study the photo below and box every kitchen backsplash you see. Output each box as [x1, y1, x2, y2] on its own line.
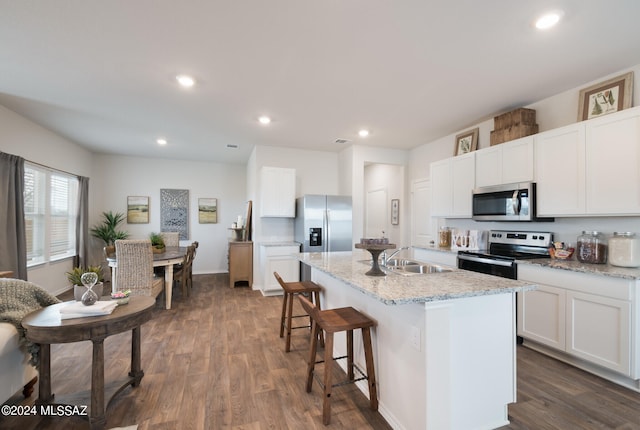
[443, 217, 640, 249]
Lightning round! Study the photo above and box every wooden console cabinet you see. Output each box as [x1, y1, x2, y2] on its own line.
[229, 241, 253, 288]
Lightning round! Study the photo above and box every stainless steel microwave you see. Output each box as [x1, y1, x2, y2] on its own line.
[472, 182, 552, 222]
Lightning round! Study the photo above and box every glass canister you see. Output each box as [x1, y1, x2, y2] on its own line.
[577, 231, 607, 264]
[438, 227, 451, 248]
[609, 232, 640, 268]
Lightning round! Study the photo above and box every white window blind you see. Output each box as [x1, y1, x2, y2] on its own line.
[24, 163, 79, 266]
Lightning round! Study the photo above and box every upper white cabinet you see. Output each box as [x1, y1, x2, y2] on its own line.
[534, 123, 586, 216]
[430, 152, 475, 218]
[585, 108, 640, 215]
[260, 167, 296, 217]
[475, 136, 534, 188]
[535, 106, 640, 217]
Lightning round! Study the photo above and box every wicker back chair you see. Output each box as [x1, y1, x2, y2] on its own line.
[160, 232, 180, 247]
[114, 239, 164, 298]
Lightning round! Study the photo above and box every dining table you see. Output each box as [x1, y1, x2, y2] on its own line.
[107, 246, 187, 309]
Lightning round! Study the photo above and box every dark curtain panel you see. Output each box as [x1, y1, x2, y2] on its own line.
[76, 176, 89, 268]
[0, 152, 27, 279]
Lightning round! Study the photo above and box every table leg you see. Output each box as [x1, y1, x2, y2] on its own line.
[129, 326, 144, 386]
[36, 343, 54, 404]
[91, 338, 106, 430]
[164, 263, 174, 309]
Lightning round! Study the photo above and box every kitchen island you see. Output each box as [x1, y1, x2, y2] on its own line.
[299, 251, 536, 430]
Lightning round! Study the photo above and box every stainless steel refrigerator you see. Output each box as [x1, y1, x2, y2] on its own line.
[294, 195, 352, 280]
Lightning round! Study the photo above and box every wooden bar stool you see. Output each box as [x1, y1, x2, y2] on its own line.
[298, 295, 378, 425]
[273, 272, 324, 352]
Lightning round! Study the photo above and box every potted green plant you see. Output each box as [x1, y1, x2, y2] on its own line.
[91, 211, 130, 255]
[149, 232, 166, 253]
[66, 265, 105, 301]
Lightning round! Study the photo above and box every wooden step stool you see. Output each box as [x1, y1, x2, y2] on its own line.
[298, 295, 378, 425]
[273, 272, 323, 352]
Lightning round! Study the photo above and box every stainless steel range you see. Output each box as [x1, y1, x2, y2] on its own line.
[457, 230, 553, 279]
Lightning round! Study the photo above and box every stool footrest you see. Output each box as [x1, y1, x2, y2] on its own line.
[312, 358, 369, 390]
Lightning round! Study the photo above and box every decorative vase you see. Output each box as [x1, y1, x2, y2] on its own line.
[152, 246, 166, 254]
[74, 282, 104, 301]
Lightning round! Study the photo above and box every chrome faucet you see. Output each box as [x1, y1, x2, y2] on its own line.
[381, 246, 410, 267]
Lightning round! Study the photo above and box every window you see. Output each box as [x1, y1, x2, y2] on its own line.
[24, 163, 79, 266]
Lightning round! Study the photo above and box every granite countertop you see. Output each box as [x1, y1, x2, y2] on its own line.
[259, 241, 301, 247]
[299, 250, 535, 305]
[518, 258, 640, 280]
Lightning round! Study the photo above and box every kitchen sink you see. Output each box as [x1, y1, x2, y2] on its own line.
[398, 264, 453, 274]
[383, 259, 453, 276]
[385, 258, 419, 267]
[359, 258, 453, 276]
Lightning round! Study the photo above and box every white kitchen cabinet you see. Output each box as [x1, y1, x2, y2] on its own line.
[585, 107, 640, 215]
[517, 264, 637, 379]
[259, 167, 296, 217]
[535, 106, 640, 217]
[517, 284, 566, 350]
[430, 152, 475, 218]
[259, 244, 300, 295]
[412, 247, 457, 267]
[429, 159, 452, 217]
[566, 290, 630, 375]
[475, 136, 534, 188]
[534, 123, 586, 216]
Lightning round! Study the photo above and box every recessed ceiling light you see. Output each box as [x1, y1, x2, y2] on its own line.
[176, 74, 195, 88]
[258, 116, 271, 125]
[358, 129, 370, 138]
[535, 11, 562, 30]
[156, 138, 167, 145]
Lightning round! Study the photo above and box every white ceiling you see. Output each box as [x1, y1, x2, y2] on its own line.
[1, 1, 640, 164]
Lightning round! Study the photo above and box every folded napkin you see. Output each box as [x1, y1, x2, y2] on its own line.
[59, 300, 118, 320]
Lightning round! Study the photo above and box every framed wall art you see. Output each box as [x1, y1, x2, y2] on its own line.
[391, 199, 399, 225]
[578, 72, 634, 121]
[127, 196, 149, 224]
[160, 188, 189, 240]
[198, 198, 218, 224]
[454, 128, 479, 156]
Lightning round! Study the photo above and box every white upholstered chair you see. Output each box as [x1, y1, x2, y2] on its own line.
[114, 239, 164, 298]
[160, 232, 180, 247]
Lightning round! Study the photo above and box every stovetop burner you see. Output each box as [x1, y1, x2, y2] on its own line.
[462, 230, 553, 260]
[457, 230, 553, 280]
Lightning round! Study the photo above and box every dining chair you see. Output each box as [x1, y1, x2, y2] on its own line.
[114, 240, 164, 298]
[160, 232, 180, 247]
[174, 241, 198, 297]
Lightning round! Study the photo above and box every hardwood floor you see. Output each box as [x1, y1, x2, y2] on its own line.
[2, 273, 639, 429]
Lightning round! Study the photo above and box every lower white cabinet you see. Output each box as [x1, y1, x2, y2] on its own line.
[412, 247, 457, 267]
[518, 284, 566, 350]
[259, 244, 300, 295]
[517, 264, 637, 379]
[566, 290, 630, 374]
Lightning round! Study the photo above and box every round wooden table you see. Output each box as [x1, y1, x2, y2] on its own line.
[22, 296, 155, 430]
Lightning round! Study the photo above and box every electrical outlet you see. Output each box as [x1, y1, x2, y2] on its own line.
[410, 325, 421, 351]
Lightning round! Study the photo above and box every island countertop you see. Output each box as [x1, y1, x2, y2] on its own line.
[299, 250, 536, 305]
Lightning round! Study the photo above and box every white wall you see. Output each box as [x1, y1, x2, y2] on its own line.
[408, 64, 640, 247]
[91, 154, 247, 275]
[247, 144, 341, 290]
[339, 145, 410, 247]
[0, 105, 94, 294]
[364, 163, 404, 246]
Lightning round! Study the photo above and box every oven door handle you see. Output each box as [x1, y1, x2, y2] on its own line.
[458, 255, 514, 267]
